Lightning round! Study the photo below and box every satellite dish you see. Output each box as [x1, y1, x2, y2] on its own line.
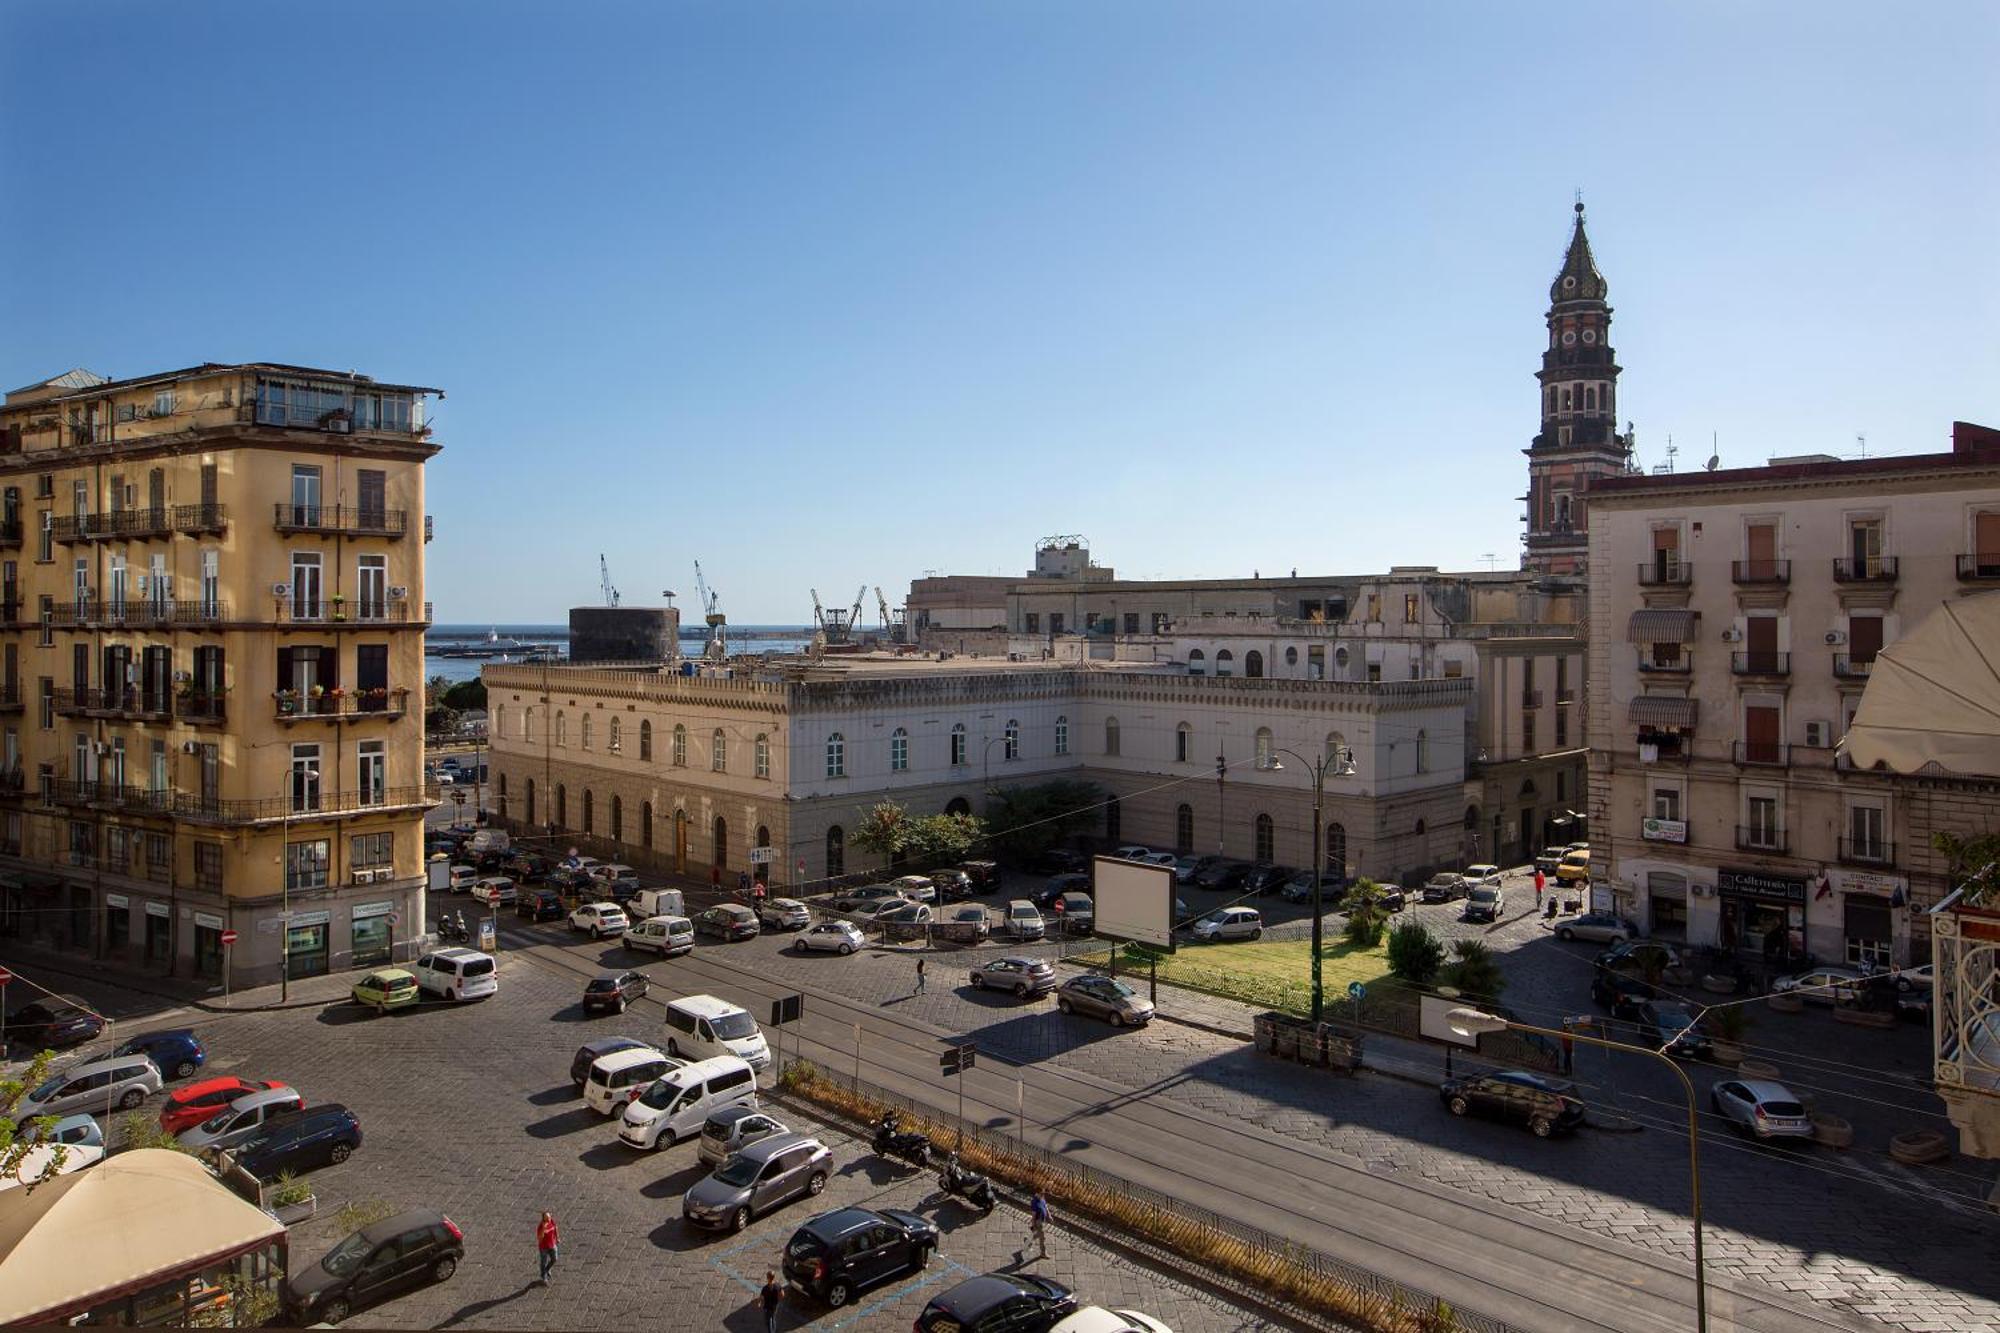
[1704, 454, 1720, 472]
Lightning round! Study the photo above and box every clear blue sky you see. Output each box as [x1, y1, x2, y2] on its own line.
[3, 2, 1994, 622]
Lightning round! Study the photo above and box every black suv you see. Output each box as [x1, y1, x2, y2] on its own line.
[1033, 872, 1090, 908]
[286, 1208, 464, 1326]
[917, 1274, 1077, 1333]
[516, 889, 565, 922]
[234, 1104, 363, 1179]
[1440, 1071, 1585, 1137]
[783, 1207, 938, 1308]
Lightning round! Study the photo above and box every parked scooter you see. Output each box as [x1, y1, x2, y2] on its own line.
[871, 1111, 933, 1169]
[936, 1151, 996, 1213]
[440, 911, 468, 943]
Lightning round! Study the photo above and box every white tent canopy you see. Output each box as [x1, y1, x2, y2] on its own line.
[0, 1148, 283, 1324]
[1842, 593, 2000, 778]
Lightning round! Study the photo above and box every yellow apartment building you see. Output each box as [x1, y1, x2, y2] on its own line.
[0, 363, 439, 988]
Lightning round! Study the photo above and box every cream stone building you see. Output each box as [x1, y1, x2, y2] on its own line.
[0, 363, 439, 986]
[1586, 422, 2000, 966]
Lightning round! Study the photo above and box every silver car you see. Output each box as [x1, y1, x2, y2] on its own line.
[1710, 1079, 1813, 1139]
[1189, 906, 1262, 942]
[697, 1106, 791, 1167]
[969, 955, 1058, 998]
[758, 897, 812, 931]
[22, 1113, 103, 1150]
[793, 921, 867, 955]
[16, 1054, 162, 1119]
[1055, 975, 1155, 1027]
[1553, 912, 1637, 945]
[682, 1132, 833, 1232]
[178, 1087, 307, 1152]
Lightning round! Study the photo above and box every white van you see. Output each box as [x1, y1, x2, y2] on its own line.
[591, 863, 639, 883]
[616, 1056, 760, 1150]
[584, 1047, 682, 1117]
[663, 995, 770, 1070]
[447, 865, 479, 893]
[631, 888, 686, 920]
[626, 914, 695, 957]
[412, 947, 498, 1001]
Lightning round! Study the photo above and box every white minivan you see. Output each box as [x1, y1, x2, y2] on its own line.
[413, 947, 498, 1001]
[625, 914, 695, 957]
[616, 1056, 760, 1150]
[662, 995, 770, 1070]
[631, 888, 686, 920]
[584, 1047, 682, 1117]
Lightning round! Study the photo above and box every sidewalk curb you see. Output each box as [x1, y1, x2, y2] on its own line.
[0, 951, 354, 1018]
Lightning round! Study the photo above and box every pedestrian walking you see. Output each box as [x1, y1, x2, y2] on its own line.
[760, 1269, 784, 1332]
[1029, 1189, 1051, 1259]
[915, 956, 927, 994]
[739, 869, 752, 897]
[535, 1211, 559, 1285]
[1533, 868, 1546, 907]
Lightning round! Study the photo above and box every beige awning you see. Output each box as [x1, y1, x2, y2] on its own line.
[1627, 608, 1699, 643]
[1842, 592, 2000, 777]
[0, 1149, 284, 1324]
[1630, 694, 1699, 729]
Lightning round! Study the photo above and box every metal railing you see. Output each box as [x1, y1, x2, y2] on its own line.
[0, 683, 20, 711]
[175, 784, 432, 824]
[1732, 741, 1790, 767]
[48, 504, 226, 542]
[1958, 554, 2000, 581]
[1730, 559, 1790, 585]
[1734, 825, 1789, 854]
[1635, 560, 1692, 586]
[1832, 654, 1874, 680]
[0, 519, 20, 546]
[48, 599, 231, 628]
[177, 690, 228, 724]
[1729, 652, 1790, 676]
[268, 598, 420, 626]
[1637, 654, 1691, 674]
[53, 687, 174, 719]
[1832, 556, 1898, 583]
[1837, 836, 1896, 867]
[271, 504, 409, 538]
[274, 688, 411, 721]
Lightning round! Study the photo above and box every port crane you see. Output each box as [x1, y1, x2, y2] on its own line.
[599, 555, 620, 607]
[693, 560, 727, 661]
[811, 586, 865, 645]
[875, 587, 907, 643]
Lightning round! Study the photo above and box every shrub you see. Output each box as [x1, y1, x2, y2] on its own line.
[1386, 921, 1444, 985]
[1707, 1003, 1750, 1041]
[1342, 879, 1393, 946]
[1439, 939, 1505, 1006]
[335, 1198, 397, 1232]
[112, 1112, 201, 1156]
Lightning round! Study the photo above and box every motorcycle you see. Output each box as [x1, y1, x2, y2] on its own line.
[936, 1152, 996, 1213]
[440, 911, 468, 943]
[871, 1111, 933, 1169]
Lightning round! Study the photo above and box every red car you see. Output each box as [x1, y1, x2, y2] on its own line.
[158, 1077, 291, 1136]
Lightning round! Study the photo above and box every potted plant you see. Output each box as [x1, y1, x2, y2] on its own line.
[274, 689, 299, 715]
[266, 1170, 315, 1225]
[329, 592, 347, 622]
[1707, 1004, 1750, 1064]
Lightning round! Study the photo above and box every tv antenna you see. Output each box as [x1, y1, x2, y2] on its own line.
[1479, 552, 1499, 571]
[1855, 432, 1869, 459]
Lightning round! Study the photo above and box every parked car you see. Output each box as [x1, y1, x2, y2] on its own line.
[663, 995, 771, 1069]
[1111, 845, 1155, 863]
[1194, 859, 1252, 891]
[968, 956, 1058, 998]
[1462, 884, 1505, 923]
[934, 905, 993, 945]
[1590, 970, 1657, 1019]
[22, 1113, 104, 1150]
[1462, 863, 1503, 890]
[1189, 906, 1262, 942]
[178, 1086, 307, 1152]
[1533, 847, 1566, 876]
[1710, 1079, 1813, 1139]
[412, 948, 498, 1002]
[17, 1054, 162, 1119]
[1420, 873, 1467, 904]
[1278, 870, 1321, 903]
[513, 888, 564, 922]
[3, 995, 105, 1053]
[877, 901, 935, 942]
[1555, 849, 1591, 885]
[1055, 975, 1154, 1027]
[469, 876, 516, 906]
[1025, 849, 1087, 876]
[589, 862, 639, 885]
[1439, 1070, 1584, 1137]
[1241, 863, 1292, 896]
[1553, 912, 1636, 944]
[1050, 1309, 1175, 1333]
[1004, 900, 1046, 940]
[285, 1208, 464, 1327]
[759, 897, 812, 931]
[584, 1047, 681, 1117]
[1594, 939, 1681, 977]
[159, 1077, 290, 1136]
[955, 861, 1000, 891]
[1034, 872, 1091, 909]
[889, 875, 938, 905]
[697, 903, 761, 942]
[351, 968, 421, 1014]
[917, 1274, 1078, 1333]
[928, 869, 975, 902]
[232, 1104, 363, 1179]
[502, 851, 552, 882]
[631, 888, 687, 920]
[570, 1036, 649, 1088]
[794, 921, 867, 955]
[697, 1106, 792, 1167]
[1170, 855, 1207, 885]
[1051, 891, 1095, 934]
[1634, 1001, 1711, 1057]
[683, 1133, 833, 1232]
[112, 1029, 207, 1080]
[445, 865, 478, 893]
[1774, 965, 1872, 1005]
[626, 914, 696, 956]
[1892, 963, 1935, 993]
[828, 883, 911, 913]
[617, 1056, 761, 1149]
[0, 1142, 103, 1193]
[602, 875, 645, 909]
[582, 969, 651, 1014]
[570, 902, 630, 938]
[782, 1206, 939, 1308]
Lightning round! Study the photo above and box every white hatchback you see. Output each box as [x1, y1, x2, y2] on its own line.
[570, 902, 629, 938]
[1190, 906, 1262, 942]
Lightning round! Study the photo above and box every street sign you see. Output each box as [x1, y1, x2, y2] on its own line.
[387, 912, 400, 927]
[748, 846, 775, 865]
[770, 993, 803, 1027]
[940, 1043, 977, 1076]
[1347, 981, 1366, 1001]
[220, 929, 239, 947]
[478, 918, 496, 952]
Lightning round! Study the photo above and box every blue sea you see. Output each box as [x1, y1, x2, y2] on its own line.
[424, 622, 820, 683]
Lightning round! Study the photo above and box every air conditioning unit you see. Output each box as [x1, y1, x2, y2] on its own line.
[1804, 720, 1832, 748]
[1720, 627, 1743, 643]
[1692, 883, 1715, 898]
[271, 583, 291, 598]
[174, 670, 189, 683]
[328, 418, 352, 434]
[354, 869, 379, 884]
[389, 586, 408, 600]
[1824, 630, 1847, 646]
[92, 741, 108, 756]
[182, 741, 199, 755]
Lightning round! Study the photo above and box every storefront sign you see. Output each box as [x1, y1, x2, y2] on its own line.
[104, 893, 130, 909]
[1640, 817, 1687, 843]
[194, 911, 224, 930]
[1834, 869, 1905, 899]
[287, 909, 331, 928]
[1718, 869, 1808, 903]
[145, 901, 170, 919]
[351, 900, 395, 920]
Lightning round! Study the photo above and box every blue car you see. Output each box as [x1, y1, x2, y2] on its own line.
[113, 1029, 207, 1080]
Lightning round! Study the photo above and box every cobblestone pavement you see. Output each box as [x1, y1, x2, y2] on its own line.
[39, 958, 1281, 1332]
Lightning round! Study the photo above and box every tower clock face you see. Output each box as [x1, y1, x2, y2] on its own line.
[1562, 331, 1576, 346]
[1582, 329, 1597, 344]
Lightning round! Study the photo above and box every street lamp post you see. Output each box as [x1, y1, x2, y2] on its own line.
[1447, 1006, 1707, 1332]
[1265, 745, 1355, 1025]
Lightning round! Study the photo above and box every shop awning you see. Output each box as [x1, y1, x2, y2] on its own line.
[0, 1149, 284, 1324]
[1630, 694, 1699, 729]
[1627, 608, 1699, 643]
[1842, 592, 2000, 778]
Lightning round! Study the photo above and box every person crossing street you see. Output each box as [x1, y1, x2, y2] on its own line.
[535, 1211, 559, 1285]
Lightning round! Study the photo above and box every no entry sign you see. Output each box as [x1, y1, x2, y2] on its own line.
[220, 929, 239, 947]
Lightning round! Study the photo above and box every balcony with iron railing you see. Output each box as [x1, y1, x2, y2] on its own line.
[0, 767, 22, 795]
[1733, 740, 1790, 767]
[176, 689, 228, 725]
[269, 597, 425, 627]
[49, 599, 233, 629]
[1838, 836, 1897, 867]
[1636, 560, 1693, 587]
[1957, 554, 2000, 582]
[271, 504, 409, 539]
[274, 687, 411, 722]
[49, 505, 227, 543]
[49, 780, 178, 815]
[1730, 559, 1791, 586]
[1636, 652, 1692, 675]
[0, 681, 20, 713]
[1735, 825, 1790, 854]
[1833, 654, 1876, 681]
[0, 597, 20, 626]
[1730, 651, 1791, 677]
[48, 778, 430, 823]
[0, 518, 20, 547]
[53, 687, 174, 721]
[1832, 556, 1899, 584]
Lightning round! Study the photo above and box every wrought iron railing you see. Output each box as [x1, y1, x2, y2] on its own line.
[271, 504, 408, 538]
[274, 688, 411, 721]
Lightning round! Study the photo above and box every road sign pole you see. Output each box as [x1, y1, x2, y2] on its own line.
[853, 1021, 863, 1091]
[0, 966, 10, 1048]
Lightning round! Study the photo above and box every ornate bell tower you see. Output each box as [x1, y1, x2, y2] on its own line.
[1523, 201, 1635, 577]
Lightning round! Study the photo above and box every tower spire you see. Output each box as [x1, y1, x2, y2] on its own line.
[1551, 198, 1607, 304]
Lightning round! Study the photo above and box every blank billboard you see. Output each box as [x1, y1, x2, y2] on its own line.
[1092, 856, 1175, 949]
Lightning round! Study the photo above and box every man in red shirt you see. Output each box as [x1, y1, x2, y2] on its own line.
[536, 1212, 559, 1285]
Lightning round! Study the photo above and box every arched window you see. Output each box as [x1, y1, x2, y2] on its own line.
[672, 724, 687, 767]
[525, 777, 537, 826]
[580, 714, 592, 750]
[1003, 719, 1020, 762]
[1215, 649, 1235, 677]
[610, 795, 623, 841]
[1104, 795, 1121, 841]
[754, 733, 770, 779]
[1188, 648, 1206, 676]
[1245, 650, 1264, 678]
[1415, 729, 1427, 773]
[945, 796, 972, 817]
[492, 705, 506, 740]
[713, 815, 728, 870]
[497, 772, 508, 820]
[1054, 715, 1069, 755]
[1464, 804, 1479, 830]
[1562, 387, 1572, 410]
[1175, 721, 1192, 763]
[1414, 818, 1427, 837]
[608, 717, 621, 752]
[826, 826, 845, 878]
[1585, 386, 1597, 409]
[1254, 727, 1274, 769]
[1104, 717, 1121, 756]
[582, 789, 594, 834]
[1520, 778, 1538, 798]
[890, 727, 909, 772]
[949, 723, 967, 766]
[711, 728, 727, 773]
[641, 801, 653, 848]
[639, 719, 653, 761]
[1254, 813, 1275, 863]
[555, 783, 567, 828]
[555, 711, 567, 746]
[1325, 821, 1347, 879]
[1176, 803, 1194, 854]
[1327, 730, 1347, 765]
[523, 708, 535, 742]
[826, 732, 846, 778]
[1284, 646, 1298, 667]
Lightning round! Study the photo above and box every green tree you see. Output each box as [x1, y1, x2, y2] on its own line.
[1341, 878, 1392, 947]
[2, 1048, 64, 1189]
[981, 779, 1106, 861]
[441, 678, 488, 711]
[1387, 920, 1445, 985]
[847, 801, 987, 870]
[1440, 939, 1506, 1006]
[1934, 830, 2000, 905]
